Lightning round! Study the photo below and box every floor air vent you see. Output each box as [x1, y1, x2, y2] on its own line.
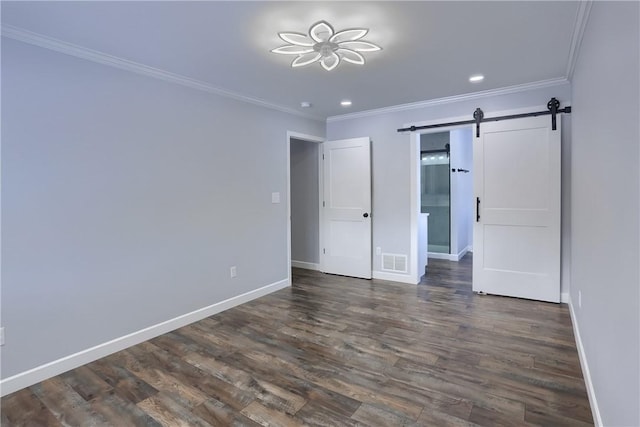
[382, 253, 408, 273]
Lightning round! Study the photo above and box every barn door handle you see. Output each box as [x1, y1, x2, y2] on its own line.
[476, 197, 481, 222]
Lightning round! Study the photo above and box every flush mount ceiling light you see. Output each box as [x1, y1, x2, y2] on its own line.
[271, 20, 381, 71]
[469, 74, 485, 83]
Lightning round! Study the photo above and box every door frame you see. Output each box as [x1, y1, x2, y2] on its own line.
[286, 131, 325, 286]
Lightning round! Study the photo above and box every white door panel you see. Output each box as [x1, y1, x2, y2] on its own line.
[483, 127, 550, 209]
[473, 115, 560, 302]
[483, 225, 550, 273]
[323, 137, 372, 279]
[328, 147, 368, 208]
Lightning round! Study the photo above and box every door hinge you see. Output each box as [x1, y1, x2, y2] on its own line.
[322, 154, 325, 160]
[323, 248, 326, 254]
[323, 201, 325, 207]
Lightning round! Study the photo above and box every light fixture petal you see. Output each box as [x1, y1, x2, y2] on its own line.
[337, 41, 381, 52]
[309, 20, 334, 43]
[320, 52, 340, 71]
[292, 52, 322, 67]
[330, 28, 368, 43]
[278, 32, 314, 47]
[271, 45, 315, 55]
[337, 48, 365, 65]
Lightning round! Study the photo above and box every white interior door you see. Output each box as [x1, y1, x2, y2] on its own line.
[473, 115, 561, 302]
[322, 137, 372, 279]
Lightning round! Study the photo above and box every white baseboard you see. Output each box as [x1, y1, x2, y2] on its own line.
[427, 247, 472, 262]
[291, 260, 320, 271]
[568, 299, 603, 426]
[561, 292, 570, 303]
[427, 252, 456, 261]
[428, 246, 473, 262]
[457, 245, 471, 261]
[373, 270, 418, 285]
[0, 278, 290, 397]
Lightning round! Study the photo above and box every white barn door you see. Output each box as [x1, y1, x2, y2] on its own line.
[322, 137, 372, 279]
[473, 115, 561, 302]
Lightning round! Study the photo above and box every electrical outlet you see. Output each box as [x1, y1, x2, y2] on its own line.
[376, 247, 381, 256]
[578, 290, 582, 308]
[0, 327, 5, 346]
[230, 266, 237, 278]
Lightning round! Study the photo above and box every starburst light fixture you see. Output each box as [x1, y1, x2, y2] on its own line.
[271, 20, 381, 71]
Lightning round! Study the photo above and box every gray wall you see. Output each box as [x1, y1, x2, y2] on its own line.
[327, 82, 572, 293]
[571, 2, 640, 426]
[290, 138, 320, 265]
[0, 39, 324, 379]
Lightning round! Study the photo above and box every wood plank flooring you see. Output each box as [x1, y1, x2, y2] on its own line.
[1, 255, 593, 426]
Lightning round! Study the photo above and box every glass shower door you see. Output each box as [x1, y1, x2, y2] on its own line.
[420, 151, 450, 253]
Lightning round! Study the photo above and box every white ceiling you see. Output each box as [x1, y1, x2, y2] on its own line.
[1, 1, 582, 119]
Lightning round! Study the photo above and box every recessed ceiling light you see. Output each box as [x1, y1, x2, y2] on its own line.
[340, 100, 352, 107]
[300, 101, 312, 108]
[469, 74, 484, 83]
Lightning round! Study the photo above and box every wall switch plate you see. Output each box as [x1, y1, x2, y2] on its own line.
[271, 192, 280, 204]
[230, 266, 237, 278]
[376, 247, 382, 255]
[0, 327, 5, 346]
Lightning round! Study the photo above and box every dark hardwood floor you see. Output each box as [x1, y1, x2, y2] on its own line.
[1, 255, 593, 426]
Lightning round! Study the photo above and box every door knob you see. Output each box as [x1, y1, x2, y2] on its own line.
[363, 213, 369, 218]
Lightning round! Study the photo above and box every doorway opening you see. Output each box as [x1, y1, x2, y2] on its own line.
[286, 132, 324, 284]
[419, 128, 474, 261]
[421, 136, 452, 255]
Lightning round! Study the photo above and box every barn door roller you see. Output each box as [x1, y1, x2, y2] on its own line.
[473, 108, 484, 138]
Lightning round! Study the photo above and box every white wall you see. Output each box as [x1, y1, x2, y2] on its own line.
[0, 39, 324, 383]
[570, 2, 639, 426]
[327, 82, 572, 291]
[290, 138, 320, 266]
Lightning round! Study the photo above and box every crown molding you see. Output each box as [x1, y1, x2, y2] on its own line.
[1, 25, 324, 122]
[566, 0, 593, 80]
[327, 77, 569, 123]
